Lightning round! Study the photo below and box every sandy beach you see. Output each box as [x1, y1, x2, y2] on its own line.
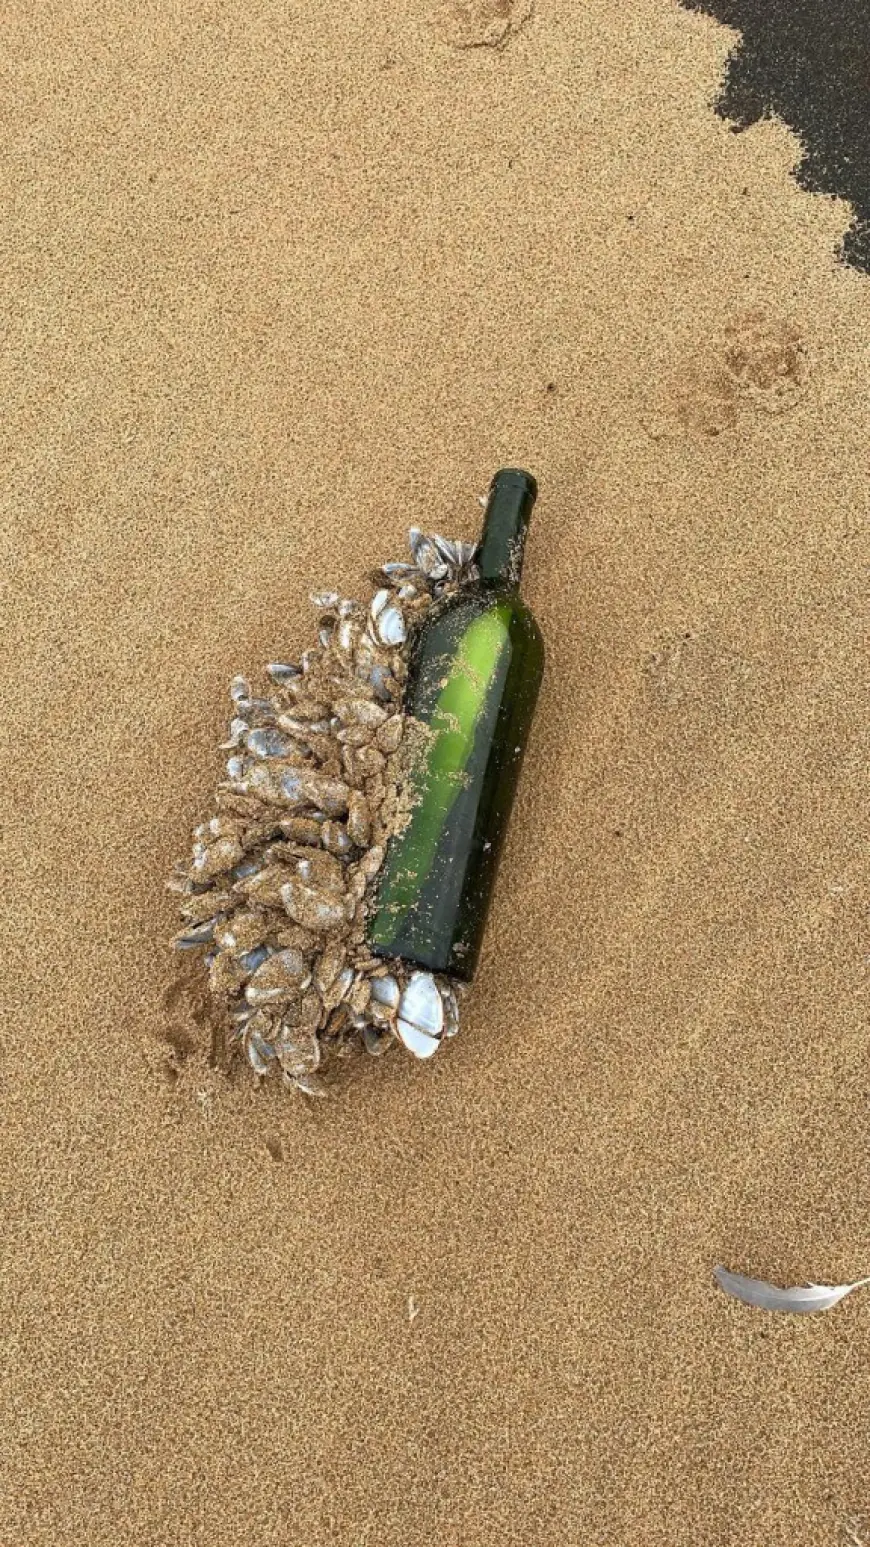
[3, 1, 868, 1542]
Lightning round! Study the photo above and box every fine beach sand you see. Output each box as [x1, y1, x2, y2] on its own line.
[3, 2, 868, 1543]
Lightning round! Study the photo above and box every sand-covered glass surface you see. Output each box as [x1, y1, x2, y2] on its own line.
[368, 468, 544, 978]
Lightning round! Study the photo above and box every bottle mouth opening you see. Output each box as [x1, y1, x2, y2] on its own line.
[489, 467, 538, 502]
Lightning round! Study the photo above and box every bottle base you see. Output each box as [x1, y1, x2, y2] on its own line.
[368, 938, 475, 985]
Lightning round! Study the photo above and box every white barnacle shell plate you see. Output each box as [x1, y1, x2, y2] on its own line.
[377, 605, 406, 646]
[396, 971, 444, 1060]
[370, 586, 406, 647]
[370, 973, 400, 1010]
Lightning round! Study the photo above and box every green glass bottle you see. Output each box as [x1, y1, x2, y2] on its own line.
[366, 467, 545, 982]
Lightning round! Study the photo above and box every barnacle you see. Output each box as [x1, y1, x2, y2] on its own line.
[168, 527, 478, 1093]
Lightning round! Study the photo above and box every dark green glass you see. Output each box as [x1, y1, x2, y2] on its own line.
[366, 468, 545, 981]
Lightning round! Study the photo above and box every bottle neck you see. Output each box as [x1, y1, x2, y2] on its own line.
[477, 468, 538, 590]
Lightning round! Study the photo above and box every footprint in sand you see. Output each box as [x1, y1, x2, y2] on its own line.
[160, 963, 225, 1068]
[720, 310, 809, 409]
[645, 310, 810, 439]
[432, 0, 533, 50]
[643, 629, 754, 718]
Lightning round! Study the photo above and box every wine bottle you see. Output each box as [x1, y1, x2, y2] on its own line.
[366, 467, 545, 982]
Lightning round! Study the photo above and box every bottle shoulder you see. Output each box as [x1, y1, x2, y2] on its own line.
[419, 584, 540, 632]
[408, 584, 544, 680]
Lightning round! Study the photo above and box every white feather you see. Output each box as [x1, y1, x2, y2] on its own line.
[714, 1264, 870, 1314]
